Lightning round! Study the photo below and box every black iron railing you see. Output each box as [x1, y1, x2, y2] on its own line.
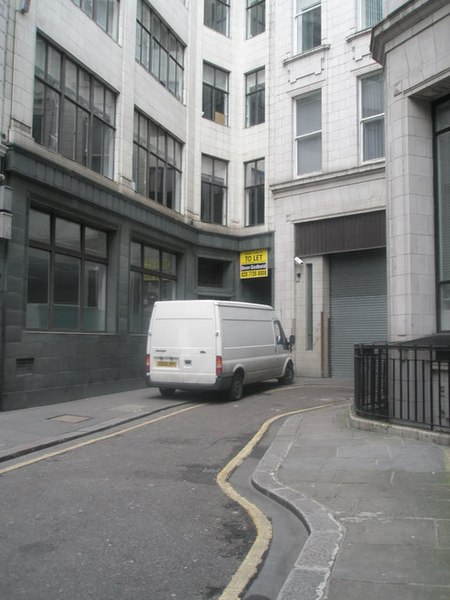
[354, 343, 450, 432]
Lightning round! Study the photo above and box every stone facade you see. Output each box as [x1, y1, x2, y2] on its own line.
[0, 0, 448, 408]
[372, 0, 450, 340]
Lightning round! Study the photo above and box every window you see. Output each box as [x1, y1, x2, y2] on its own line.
[295, 91, 322, 175]
[203, 63, 229, 125]
[133, 111, 182, 212]
[71, 0, 119, 40]
[204, 0, 230, 36]
[129, 242, 177, 332]
[245, 68, 265, 127]
[360, 0, 383, 29]
[245, 159, 265, 226]
[27, 208, 108, 331]
[198, 258, 224, 287]
[247, 0, 265, 38]
[360, 72, 384, 161]
[201, 156, 227, 225]
[136, 0, 185, 101]
[33, 36, 116, 179]
[295, 0, 321, 54]
[435, 99, 450, 331]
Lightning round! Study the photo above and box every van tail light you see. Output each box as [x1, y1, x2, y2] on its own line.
[145, 354, 150, 374]
[216, 355, 223, 377]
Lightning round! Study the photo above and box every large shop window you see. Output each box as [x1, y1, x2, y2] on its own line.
[27, 208, 108, 332]
[33, 35, 116, 179]
[136, 0, 185, 101]
[129, 242, 177, 333]
[435, 99, 450, 331]
[71, 0, 119, 40]
[133, 111, 182, 212]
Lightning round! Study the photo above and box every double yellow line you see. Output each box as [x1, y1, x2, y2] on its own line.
[0, 403, 203, 475]
[217, 403, 337, 599]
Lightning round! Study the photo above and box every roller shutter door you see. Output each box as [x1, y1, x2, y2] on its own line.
[330, 249, 387, 377]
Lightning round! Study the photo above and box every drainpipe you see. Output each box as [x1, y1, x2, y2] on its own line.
[0, 145, 11, 410]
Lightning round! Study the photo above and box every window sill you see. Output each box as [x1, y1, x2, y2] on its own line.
[283, 44, 330, 65]
[346, 27, 377, 43]
[360, 157, 385, 166]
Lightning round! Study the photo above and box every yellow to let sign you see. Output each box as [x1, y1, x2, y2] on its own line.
[240, 249, 268, 279]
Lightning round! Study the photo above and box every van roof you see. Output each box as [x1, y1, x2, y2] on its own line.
[153, 300, 274, 311]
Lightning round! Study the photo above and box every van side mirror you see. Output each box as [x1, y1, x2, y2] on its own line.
[289, 334, 296, 349]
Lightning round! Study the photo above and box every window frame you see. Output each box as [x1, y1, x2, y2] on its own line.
[360, 71, 385, 163]
[136, 0, 185, 102]
[202, 63, 229, 126]
[204, 0, 230, 37]
[33, 35, 116, 179]
[359, 0, 383, 30]
[434, 98, 450, 332]
[245, 158, 265, 227]
[71, 0, 120, 40]
[133, 111, 183, 212]
[295, 0, 321, 54]
[295, 90, 322, 176]
[246, 0, 265, 38]
[245, 68, 265, 128]
[201, 155, 228, 225]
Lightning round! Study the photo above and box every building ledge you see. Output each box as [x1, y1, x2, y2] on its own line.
[271, 162, 385, 195]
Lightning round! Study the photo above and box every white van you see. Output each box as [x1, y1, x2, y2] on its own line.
[145, 300, 295, 400]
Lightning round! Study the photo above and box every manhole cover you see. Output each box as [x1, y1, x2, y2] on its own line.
[47, 414, 92, 423]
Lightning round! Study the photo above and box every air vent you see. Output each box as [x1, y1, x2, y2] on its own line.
[16, 357, 34, 375]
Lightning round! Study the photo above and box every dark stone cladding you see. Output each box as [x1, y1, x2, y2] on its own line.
[1, 146, 274, 409]
[5, 146, 273, 255]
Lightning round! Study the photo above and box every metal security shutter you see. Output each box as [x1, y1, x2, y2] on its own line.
[330, 249, 387, 377]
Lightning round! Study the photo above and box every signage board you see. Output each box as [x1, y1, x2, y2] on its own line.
[240, 249, 268, 279]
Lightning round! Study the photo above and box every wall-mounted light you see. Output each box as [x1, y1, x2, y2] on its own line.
[294, 256, 304, 282]
[18, 0, 32, 14]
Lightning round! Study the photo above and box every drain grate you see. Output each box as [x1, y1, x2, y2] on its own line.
[47, 414, 92, 424]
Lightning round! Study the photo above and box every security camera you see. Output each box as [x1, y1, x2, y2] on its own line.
[294, 257, 304, 265]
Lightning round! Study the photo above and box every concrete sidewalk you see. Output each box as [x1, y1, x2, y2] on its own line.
[0, 387, 184, 462]
[1, 385, 449, 600]
[253, 404, 450, 600]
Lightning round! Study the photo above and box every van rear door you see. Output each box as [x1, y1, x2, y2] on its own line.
[150, 314, 217, 385]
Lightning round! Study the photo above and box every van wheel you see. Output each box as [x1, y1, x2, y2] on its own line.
[159, 387, 176, 398]
[228, 372, 244, 401]
[278, 361, 294, 385]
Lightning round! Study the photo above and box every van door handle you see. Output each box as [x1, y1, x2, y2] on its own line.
[200, 350, 206, 354]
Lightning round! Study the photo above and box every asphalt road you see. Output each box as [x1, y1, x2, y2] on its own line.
[0, 382, 348, 599]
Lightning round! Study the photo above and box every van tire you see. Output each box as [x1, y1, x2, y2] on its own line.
[228, 372, 244, 401]
[278, 361, 294, 385]
[159, 387, 176, 398]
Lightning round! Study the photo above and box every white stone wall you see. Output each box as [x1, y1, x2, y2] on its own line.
[380, 0, 450, 339]
[270, 0, 386, 375]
